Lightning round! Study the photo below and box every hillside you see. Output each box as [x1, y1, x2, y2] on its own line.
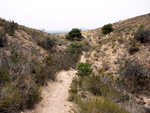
[0, 13, 150, 113]
[77, 13, 150, 113]
[82, 14, 150, 76]
[0, 18, 90, 113]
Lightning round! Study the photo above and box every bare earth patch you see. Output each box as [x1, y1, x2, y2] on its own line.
[24, 69, 76, 113]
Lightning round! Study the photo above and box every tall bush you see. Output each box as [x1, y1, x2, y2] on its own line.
[66, 28, 83, 41]
[118, 60, 150, 93]
[37, 36, 56, 51]
[102, 24, 114, 35]
[0, 30, 7, 47]
[134, 26, 150, 43]
[4, 21, 18, 36]
[76, 63, 93, 77]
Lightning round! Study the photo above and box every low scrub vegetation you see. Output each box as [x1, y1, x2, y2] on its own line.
[0, 19, 90, 112]
[76, 63, 93, 77]
[37, 36, 56, 51]
[0, 41, 86, 112]
[0, 47, 59, 111]
[66, 28, 83, 41]
[69, 60, 149, 113]
[5, 21, 18, 36]
[73, 96, 129, 113]
[0, 18, 18, 36]
[134, 26, 150, 43]
[67, 42, 83, 54]
[118, 60, 150, 94]
[118, 37, 124, 44]
[128, 46, 139, 54]
[52, 44, 82, 70]
[102, 24, 114, 35]
[0, 60, 42, 112]
[54, 42, 90, 70]
[69, 63, 129, 113]
[128, 38, 139, 54]
[0, 30, 7, 47]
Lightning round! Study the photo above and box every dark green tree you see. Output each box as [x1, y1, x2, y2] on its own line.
[102, 24, 114, 35]
[66, 28, 83, 41]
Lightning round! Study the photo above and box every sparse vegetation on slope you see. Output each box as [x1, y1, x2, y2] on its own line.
[81, 13, 150, 113]
[73, 96, 129, 113]
[134, 25, 150, 43]
[37, 36, 56, 51]
[69, 63, 129, 113]
[118, 60, 150, 94]
[1, 20, 18, 36]
[0, 13, 150, 113]
[0, 30, 7, 47]
[0, 18, 90, 113]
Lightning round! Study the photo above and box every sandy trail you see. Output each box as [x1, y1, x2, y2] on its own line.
[24, 69, 76, 113]
[24, 54, 86, 113]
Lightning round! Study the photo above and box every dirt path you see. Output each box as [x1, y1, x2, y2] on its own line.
[24, 54, 86, 113]
[24, 69, 76, 113]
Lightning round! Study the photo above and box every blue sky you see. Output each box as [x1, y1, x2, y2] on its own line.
[0, 0, 150, 31]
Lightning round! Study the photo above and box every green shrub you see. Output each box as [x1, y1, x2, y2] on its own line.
[88, 76, 119, 97]
[118, 60, 150, 93]
[68, 78, 78, 101]
[129, 38, 137, 46]
[118, 38, 124, 44]
[50, 44, 83, 71]
[52, 41, 90, 71]
[0, 19, 18, 36]
[0, 30, 7, 47]
[0, 63, 42, 112]
[111, 42, 116, 48]
[0, 65, 9, 85]
[67, 43, 82, 54]
[134, 26, 150, 43]
[77, 73, 123, 102]
[128, 46, 139, 54]
[10, 48, 20, 63]
[0, 83, 24, 112]
[103, 47, 108, 51]
[102, 24, 114, 35]
[0, 54, 51, 112]
[69, 67, 129, 113]
[66, 28, 83, 41]
[73, 96, 129, 113]
[26, 89, 41, 109]
[128, 38, 139, 54]
[0, 82, 41, 112]
[34, 65, 55, 85]
[33, 55, 56, 85]
[118, 60, 144, 79]
[0, 18, 6, 26]
[4, 21, 18, 36]
[76, 63, 93, 77]
[37, 36, 56, 51]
